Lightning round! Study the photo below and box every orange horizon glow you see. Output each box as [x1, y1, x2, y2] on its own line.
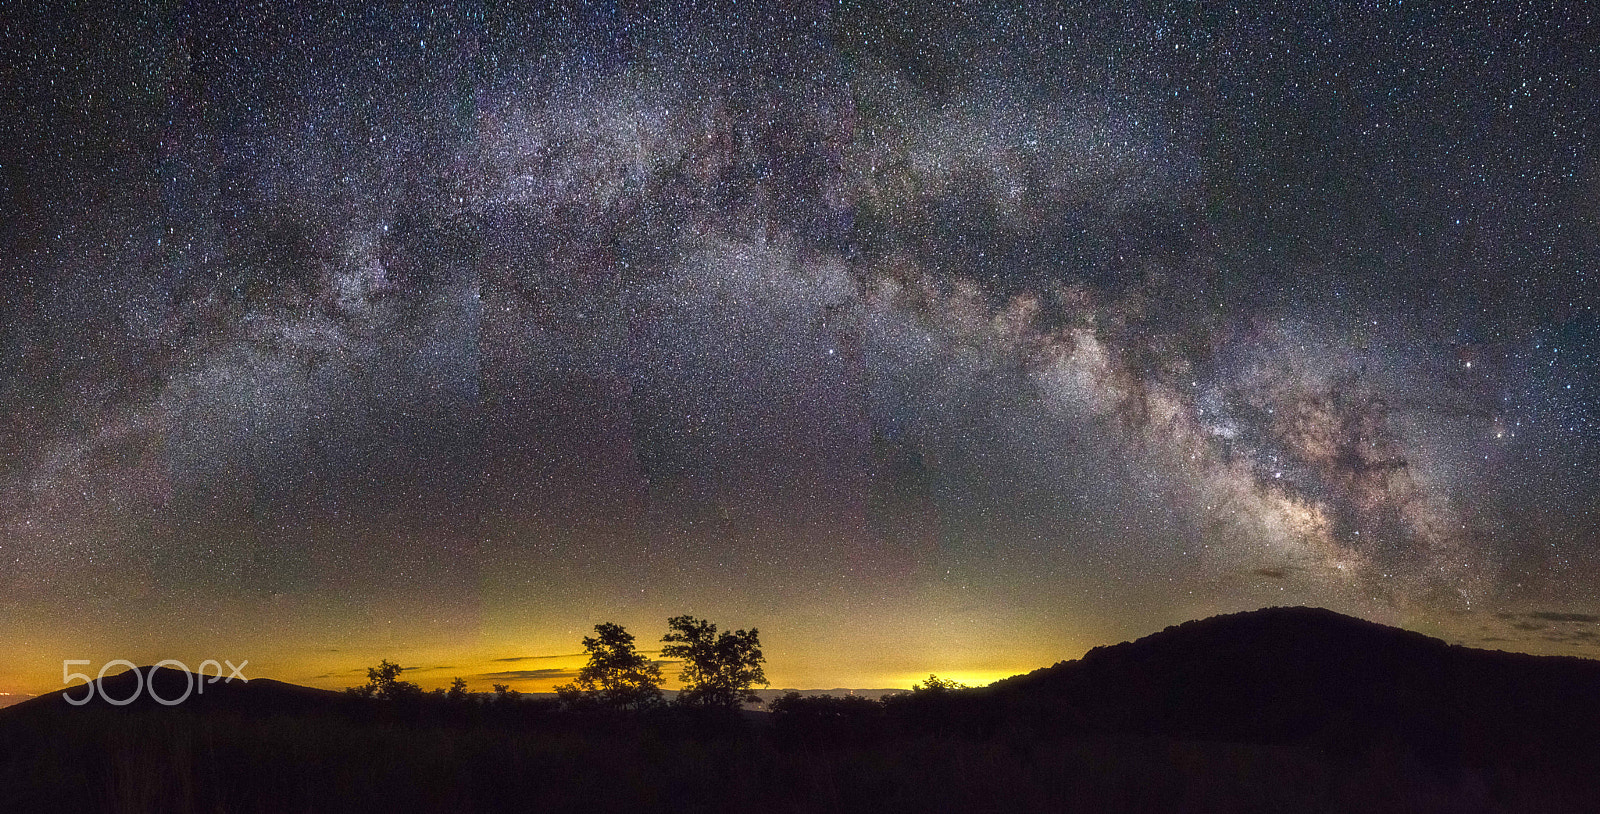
[0, 605, 1089, 697]
[0, 651, 1051, 698]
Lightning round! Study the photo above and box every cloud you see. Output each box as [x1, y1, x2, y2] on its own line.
[1541, 631, 1598, 645]
[492, 649, 669, 663]
[474, 668, 580, 681]
[1527, 612, 1600, 624]
[475, 659, 680, 682]
[1475, 611, 1600, 653]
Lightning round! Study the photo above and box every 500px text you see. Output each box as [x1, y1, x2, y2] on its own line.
[62, 659, 249, 706]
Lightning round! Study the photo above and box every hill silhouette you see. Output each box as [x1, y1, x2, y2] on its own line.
[992, 604, 1593, 729]
[984, 605, 1600, 759]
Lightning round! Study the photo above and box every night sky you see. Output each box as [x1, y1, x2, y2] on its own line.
[2, 1, 1598, 696]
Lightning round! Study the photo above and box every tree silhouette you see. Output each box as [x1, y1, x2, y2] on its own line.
[660, 615, 768, 708]
[911, 674, 968, 694]
[347, 660, 423, 701]
[555, 622, 664, 710]
[446, 677, 470, 703]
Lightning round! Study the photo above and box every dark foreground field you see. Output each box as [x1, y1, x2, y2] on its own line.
[3, 607, 1598, 813]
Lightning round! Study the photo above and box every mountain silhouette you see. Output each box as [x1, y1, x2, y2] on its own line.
[985, 606, 1600, 761]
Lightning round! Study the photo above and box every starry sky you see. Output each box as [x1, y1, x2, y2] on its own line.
[2, 1, 1598, 696]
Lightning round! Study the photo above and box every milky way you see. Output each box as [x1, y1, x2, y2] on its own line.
[2, 3, 1597, 691]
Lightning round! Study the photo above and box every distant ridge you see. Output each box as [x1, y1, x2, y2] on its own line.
[9, 606, 1600, 752]
[1, 665, 344, 720]
[1, 669, 907, 717]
